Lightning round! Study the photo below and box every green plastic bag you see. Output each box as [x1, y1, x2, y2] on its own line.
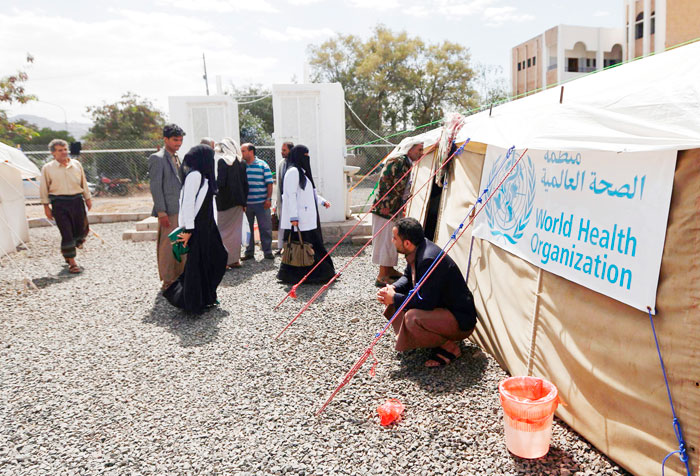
[168, 226, 190, 262]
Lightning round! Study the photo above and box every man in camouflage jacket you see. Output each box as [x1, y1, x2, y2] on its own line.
[371, 140, 424, 286]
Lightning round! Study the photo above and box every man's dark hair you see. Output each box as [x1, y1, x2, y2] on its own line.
[163, 123, 185, 138]
[395, 217, 424, 246]
[282, 141, 294, 150]
[242, 143, 256, 154]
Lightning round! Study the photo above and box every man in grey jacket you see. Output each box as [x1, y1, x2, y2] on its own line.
[275, 141, 293, 255]
[149, 124, 186, 289]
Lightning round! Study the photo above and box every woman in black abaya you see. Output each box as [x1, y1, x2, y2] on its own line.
[163, 145, 228, 313]
[277, 145, 335, 284]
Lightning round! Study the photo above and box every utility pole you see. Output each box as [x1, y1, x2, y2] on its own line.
[202, 53, 210, 96]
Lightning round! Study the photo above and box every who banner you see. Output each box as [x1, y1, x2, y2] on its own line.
[472, 146, 676, 313]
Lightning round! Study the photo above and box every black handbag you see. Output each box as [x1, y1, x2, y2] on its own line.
[281, 228, 315, 267]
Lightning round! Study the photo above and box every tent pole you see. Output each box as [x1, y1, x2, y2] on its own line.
[526, 268, 544, 376]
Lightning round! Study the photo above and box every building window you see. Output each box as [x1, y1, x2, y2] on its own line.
[635, 12, 644, 39]
[567, 58, 579, 72]
[651, 11, 655, 35]
[533, 56, 536, 66]
[527, 58, 531, 68]
[518, 62, 521, 71]
[522, 61, 526, 69]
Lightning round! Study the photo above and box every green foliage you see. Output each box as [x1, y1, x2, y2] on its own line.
[472, 63, 510, 107]
[85, 92, 165, 141]
[84, 92, 165, 182]
[22, 124, 76, 145]
[0, 65, 39, 146]
[308, 25, 478, 132]
[239, 109, 272, 145]
[229, 84, 273, 136]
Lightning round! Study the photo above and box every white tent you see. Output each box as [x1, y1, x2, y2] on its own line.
[402, 41, 700, 476]
[0, 142, 40, 255]
[411, 40, 700, 153]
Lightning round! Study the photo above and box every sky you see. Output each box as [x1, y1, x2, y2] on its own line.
[1, 0, 622, 124]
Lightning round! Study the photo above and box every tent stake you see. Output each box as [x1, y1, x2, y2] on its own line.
[559, 86, 565, 104]
[489, 103, 493, 117]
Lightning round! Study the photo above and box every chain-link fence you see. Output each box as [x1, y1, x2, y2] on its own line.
[19, 126, 431, 205]
[22, 140, 161, 185]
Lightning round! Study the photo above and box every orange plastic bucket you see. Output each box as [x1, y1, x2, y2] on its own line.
[499, 376, 559, 459]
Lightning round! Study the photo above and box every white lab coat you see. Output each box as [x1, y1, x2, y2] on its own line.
[177, 171, 208, 230]
[280, 167, 326, 231]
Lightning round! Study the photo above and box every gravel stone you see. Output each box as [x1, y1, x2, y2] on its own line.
[0, 223, 632, 475]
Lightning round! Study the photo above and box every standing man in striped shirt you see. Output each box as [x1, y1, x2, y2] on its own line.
[241, 143, 275, 260]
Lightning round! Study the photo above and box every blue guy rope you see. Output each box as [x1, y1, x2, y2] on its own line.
[465, 145, 515, 284]
[317, 145, 529, 415]
[648, 307, 692, 476]
[377, 145, 517, 339]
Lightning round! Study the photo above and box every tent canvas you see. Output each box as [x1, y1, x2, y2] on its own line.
[0, 142, 39, 255]
[402, 42, 700, 476]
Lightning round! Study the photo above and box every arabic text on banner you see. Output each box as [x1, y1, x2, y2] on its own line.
[472, 146, 676, 313]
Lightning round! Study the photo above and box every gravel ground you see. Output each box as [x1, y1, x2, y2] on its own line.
[1, 223, 631, 476]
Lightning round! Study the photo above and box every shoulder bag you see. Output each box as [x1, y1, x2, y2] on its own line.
[281, 228, 315, 267]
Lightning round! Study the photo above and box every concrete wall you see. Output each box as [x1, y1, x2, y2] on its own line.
[271, 83, 347, 223]
[168, 95, 240, 157]
[511, 35, 543, 96]
[666, 0, 700, 48]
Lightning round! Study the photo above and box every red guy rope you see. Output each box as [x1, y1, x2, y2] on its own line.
[274, 139, 470, 340]
[316, 148, 529, 415]
[273, 145, 439, 311]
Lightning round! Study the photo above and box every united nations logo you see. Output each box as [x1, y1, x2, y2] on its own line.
[484, 151, 536, 244]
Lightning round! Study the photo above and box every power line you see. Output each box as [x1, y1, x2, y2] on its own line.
[344, 101, 394, 146]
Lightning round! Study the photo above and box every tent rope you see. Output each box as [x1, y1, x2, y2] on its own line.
[648, 307, 691, 476]
[318, 146, 526, 414]
[274, 140, 469, 337]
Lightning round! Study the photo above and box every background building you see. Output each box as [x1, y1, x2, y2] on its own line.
[624, 0, 700, 60]
[512, 0, 700, 97]
[512, 26, 624, 97]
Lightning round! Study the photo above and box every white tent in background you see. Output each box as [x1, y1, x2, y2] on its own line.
[401, 41, 700, 476]
[0, 141, 40, 255]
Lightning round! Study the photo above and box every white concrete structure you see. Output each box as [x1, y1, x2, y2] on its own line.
[168, 95, 240, 156]
[271, 83, 347, 223]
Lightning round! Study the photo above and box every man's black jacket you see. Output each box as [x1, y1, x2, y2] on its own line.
[393, 238, 477, 332]
[216, 158, 248, 211]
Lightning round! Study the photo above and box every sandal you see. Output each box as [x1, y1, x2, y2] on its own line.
[425, 347, 458, 368]
[68, 264, 82, 274]
[227, 262, 242, 269]
[375, 276, 395, 287]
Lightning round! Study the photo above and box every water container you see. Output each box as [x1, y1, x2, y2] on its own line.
[499, 376, 559, 459]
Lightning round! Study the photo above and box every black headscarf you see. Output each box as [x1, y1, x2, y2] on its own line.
[284, 144, 316, 194]
[182, 144, 217, 194]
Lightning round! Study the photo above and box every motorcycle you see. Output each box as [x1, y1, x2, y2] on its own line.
[94, 176, 131, 196]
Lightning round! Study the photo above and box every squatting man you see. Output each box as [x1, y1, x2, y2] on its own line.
[376, 217, 477, 367]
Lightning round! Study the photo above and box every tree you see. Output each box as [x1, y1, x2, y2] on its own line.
[228, 84, 273, 137]
[239, 109, 272, 145]
[0, 60, 39, 146]
[471, 63, 510, 108]
[21, 123, 75, 145]
[308, 25, 478, 133]
[85, 92, 165, 141]
[84, 93, 165, 182]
